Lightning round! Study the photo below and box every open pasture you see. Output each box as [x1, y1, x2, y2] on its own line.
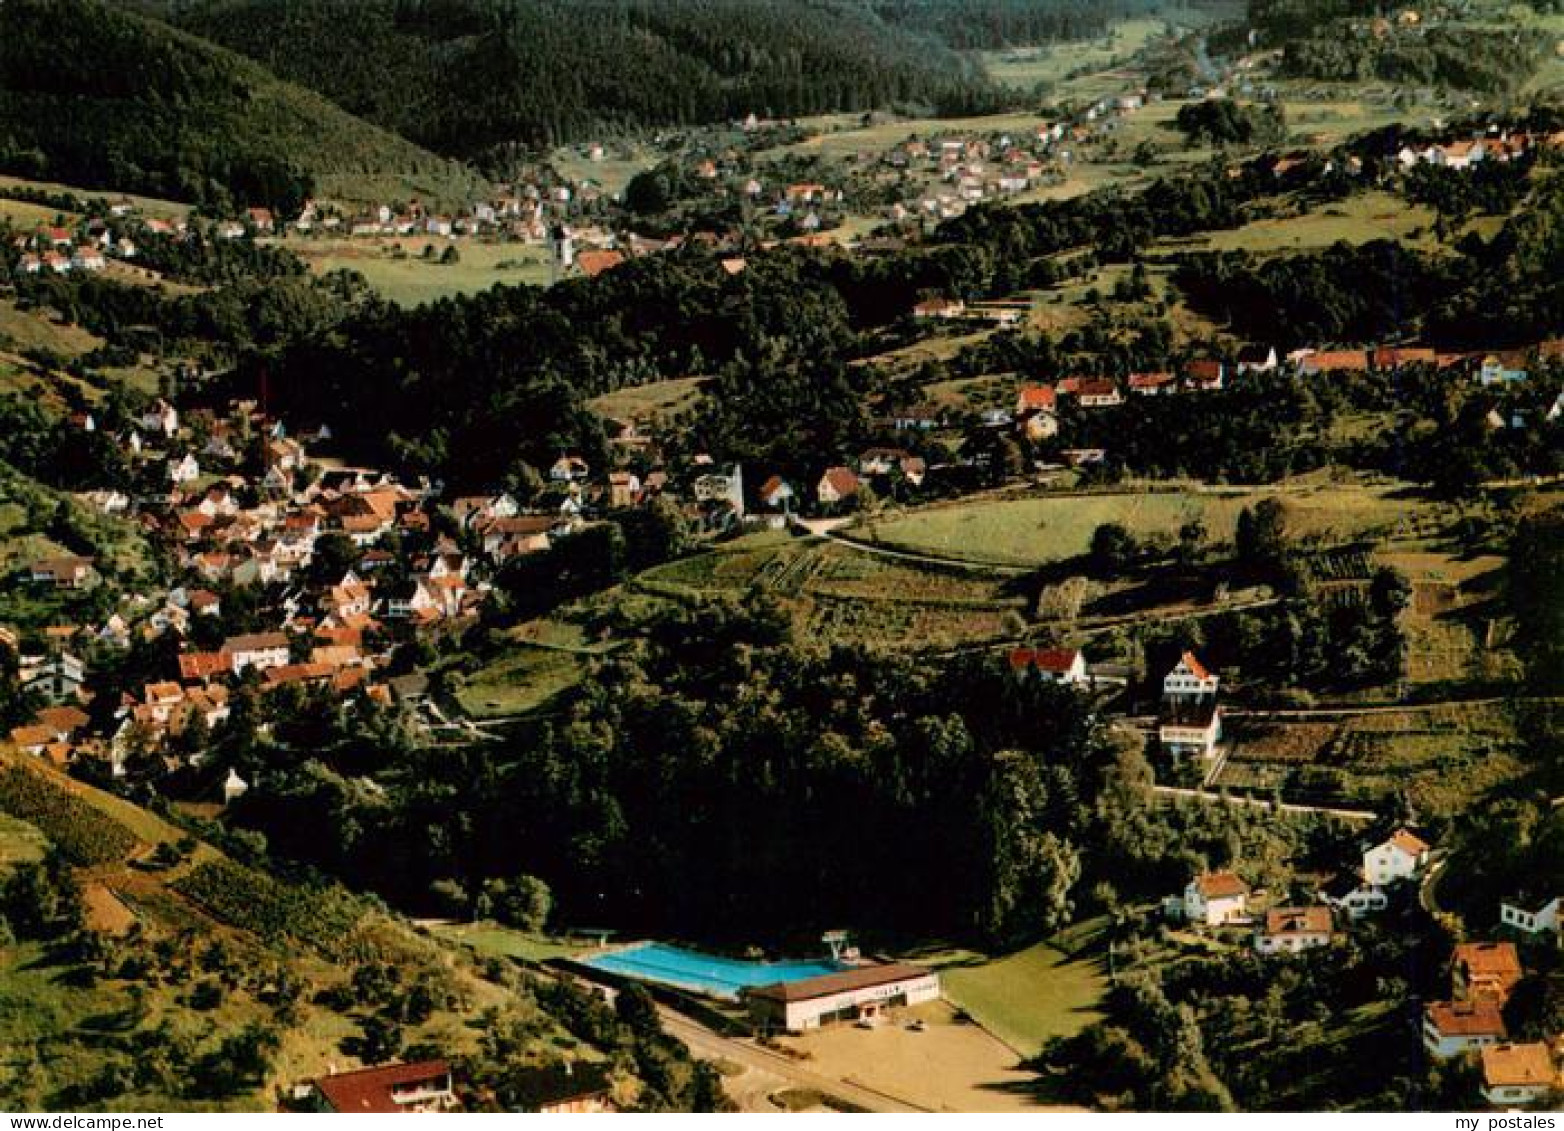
[860, 481, 1444, 569]
[276, 236, 551, 306]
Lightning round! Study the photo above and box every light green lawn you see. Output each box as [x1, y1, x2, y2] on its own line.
[936, 941, 1107, 1058]
[431, 922, 586, 963]
[0, 301, 104, 358]
[1162, 191, 1441, 255]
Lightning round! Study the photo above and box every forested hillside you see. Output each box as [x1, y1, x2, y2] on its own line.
[870, 0, 1165, 50]
[1250, 0, 1550, 93]
[154, 0, 1008, 160]
[0, 0, 479, 211]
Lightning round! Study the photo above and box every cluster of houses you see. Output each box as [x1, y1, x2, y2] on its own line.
[1394, 127, 1562, 172]
[1422, 940, 1559, 1107]
[1164, 823, 1562, 1106]
[851, 95, 1156, 223]
[11, 224, 121, 275]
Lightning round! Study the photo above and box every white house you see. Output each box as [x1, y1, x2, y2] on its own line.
[549, 455, 590, 483]
[1164, 652, 1219, 699]
[1500, 895, 1561, 936]
[1363, 828, 1431, 886]
[1424, 1000, 1507, 1058]
[1159, 653, 1221, 757]
[1159, 700, 1222, 758]
[224, 632, 290, 674]
[1481, 1043, 1557, 1107]
[1320, 873, 1388, 920]
[142, 400, 179, 438]
[20, 653, 87, 704]
[167, 454, 201, 484]
[222, 768, 250, 806]
[1254, 906, 1334, 955]
[1173, 870, 1250, 926]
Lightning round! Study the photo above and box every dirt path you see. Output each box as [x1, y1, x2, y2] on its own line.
[1151, 784, 1378, 822]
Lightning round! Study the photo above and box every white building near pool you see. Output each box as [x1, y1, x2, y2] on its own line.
[744, 963, 940, 1032]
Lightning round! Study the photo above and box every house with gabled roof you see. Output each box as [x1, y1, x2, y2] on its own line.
[816, 466, 860, 507]
[1128, 371, 1177, 396]
[1480, 1043, 1557, 1107]
[1255, 906, 1335, 954]
[1363, 827, 1430, 886]
[1424, 1000, 1507, 1058]
[309, 1060, 457, 1114]
[1008, 647, 1086, 684]
[1453, 941, 1524, 1004]
[1171, 870, 1250, 925]
[1184, 360, 1225, 391]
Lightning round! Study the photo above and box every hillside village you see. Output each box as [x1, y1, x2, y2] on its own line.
[6, 0, 1564, 1115]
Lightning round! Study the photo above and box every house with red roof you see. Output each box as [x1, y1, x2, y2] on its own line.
[1128, 372, 1176, 396]
[1008, 647, 1086, 684]
[816, 466, 860, 507]
[309, 1060, 456, 1113]
[1424, 1000, 1507, 1058]
[1184, 360, 1225, 391]
[1014, 385, 1057, 415]
[1075, 378, 1123, 408]
[1173, 870, 1250, 925]
[1363, 827, 1431, 886]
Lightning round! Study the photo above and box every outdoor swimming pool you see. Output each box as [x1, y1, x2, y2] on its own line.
[579, 942, 845, 999]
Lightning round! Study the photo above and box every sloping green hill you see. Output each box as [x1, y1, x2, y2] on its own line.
[155, 0, 1005, 161]
[0, 0, 484, 211]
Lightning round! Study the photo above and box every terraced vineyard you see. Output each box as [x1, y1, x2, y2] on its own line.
[0, 765, 139, 865]
[172, 858, 366, 957]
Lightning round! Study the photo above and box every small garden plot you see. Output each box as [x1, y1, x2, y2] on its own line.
[1229, 721, 1340, 766]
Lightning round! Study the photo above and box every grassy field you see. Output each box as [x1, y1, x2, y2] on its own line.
[1159, 191, 1441, 255]
[0, 175, 189, 220]
[0, 198, 72, 226]
[0, 301, 104, 359]
[455, 645, 588, 718]
[275, 236, 551, 306]
[588, 376, 708, 423]
[980, 18, 1171, 91]
[861, 480, 1446, 568]
[931, 940, 1107, 1058]
[431, 922, 586, 963]
[776, 111, 1068, 164]
[551, 144, 660, 197]
[779, 999, 1067, 1112]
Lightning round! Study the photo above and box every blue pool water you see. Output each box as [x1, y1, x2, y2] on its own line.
[580, 942, 844, 999]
